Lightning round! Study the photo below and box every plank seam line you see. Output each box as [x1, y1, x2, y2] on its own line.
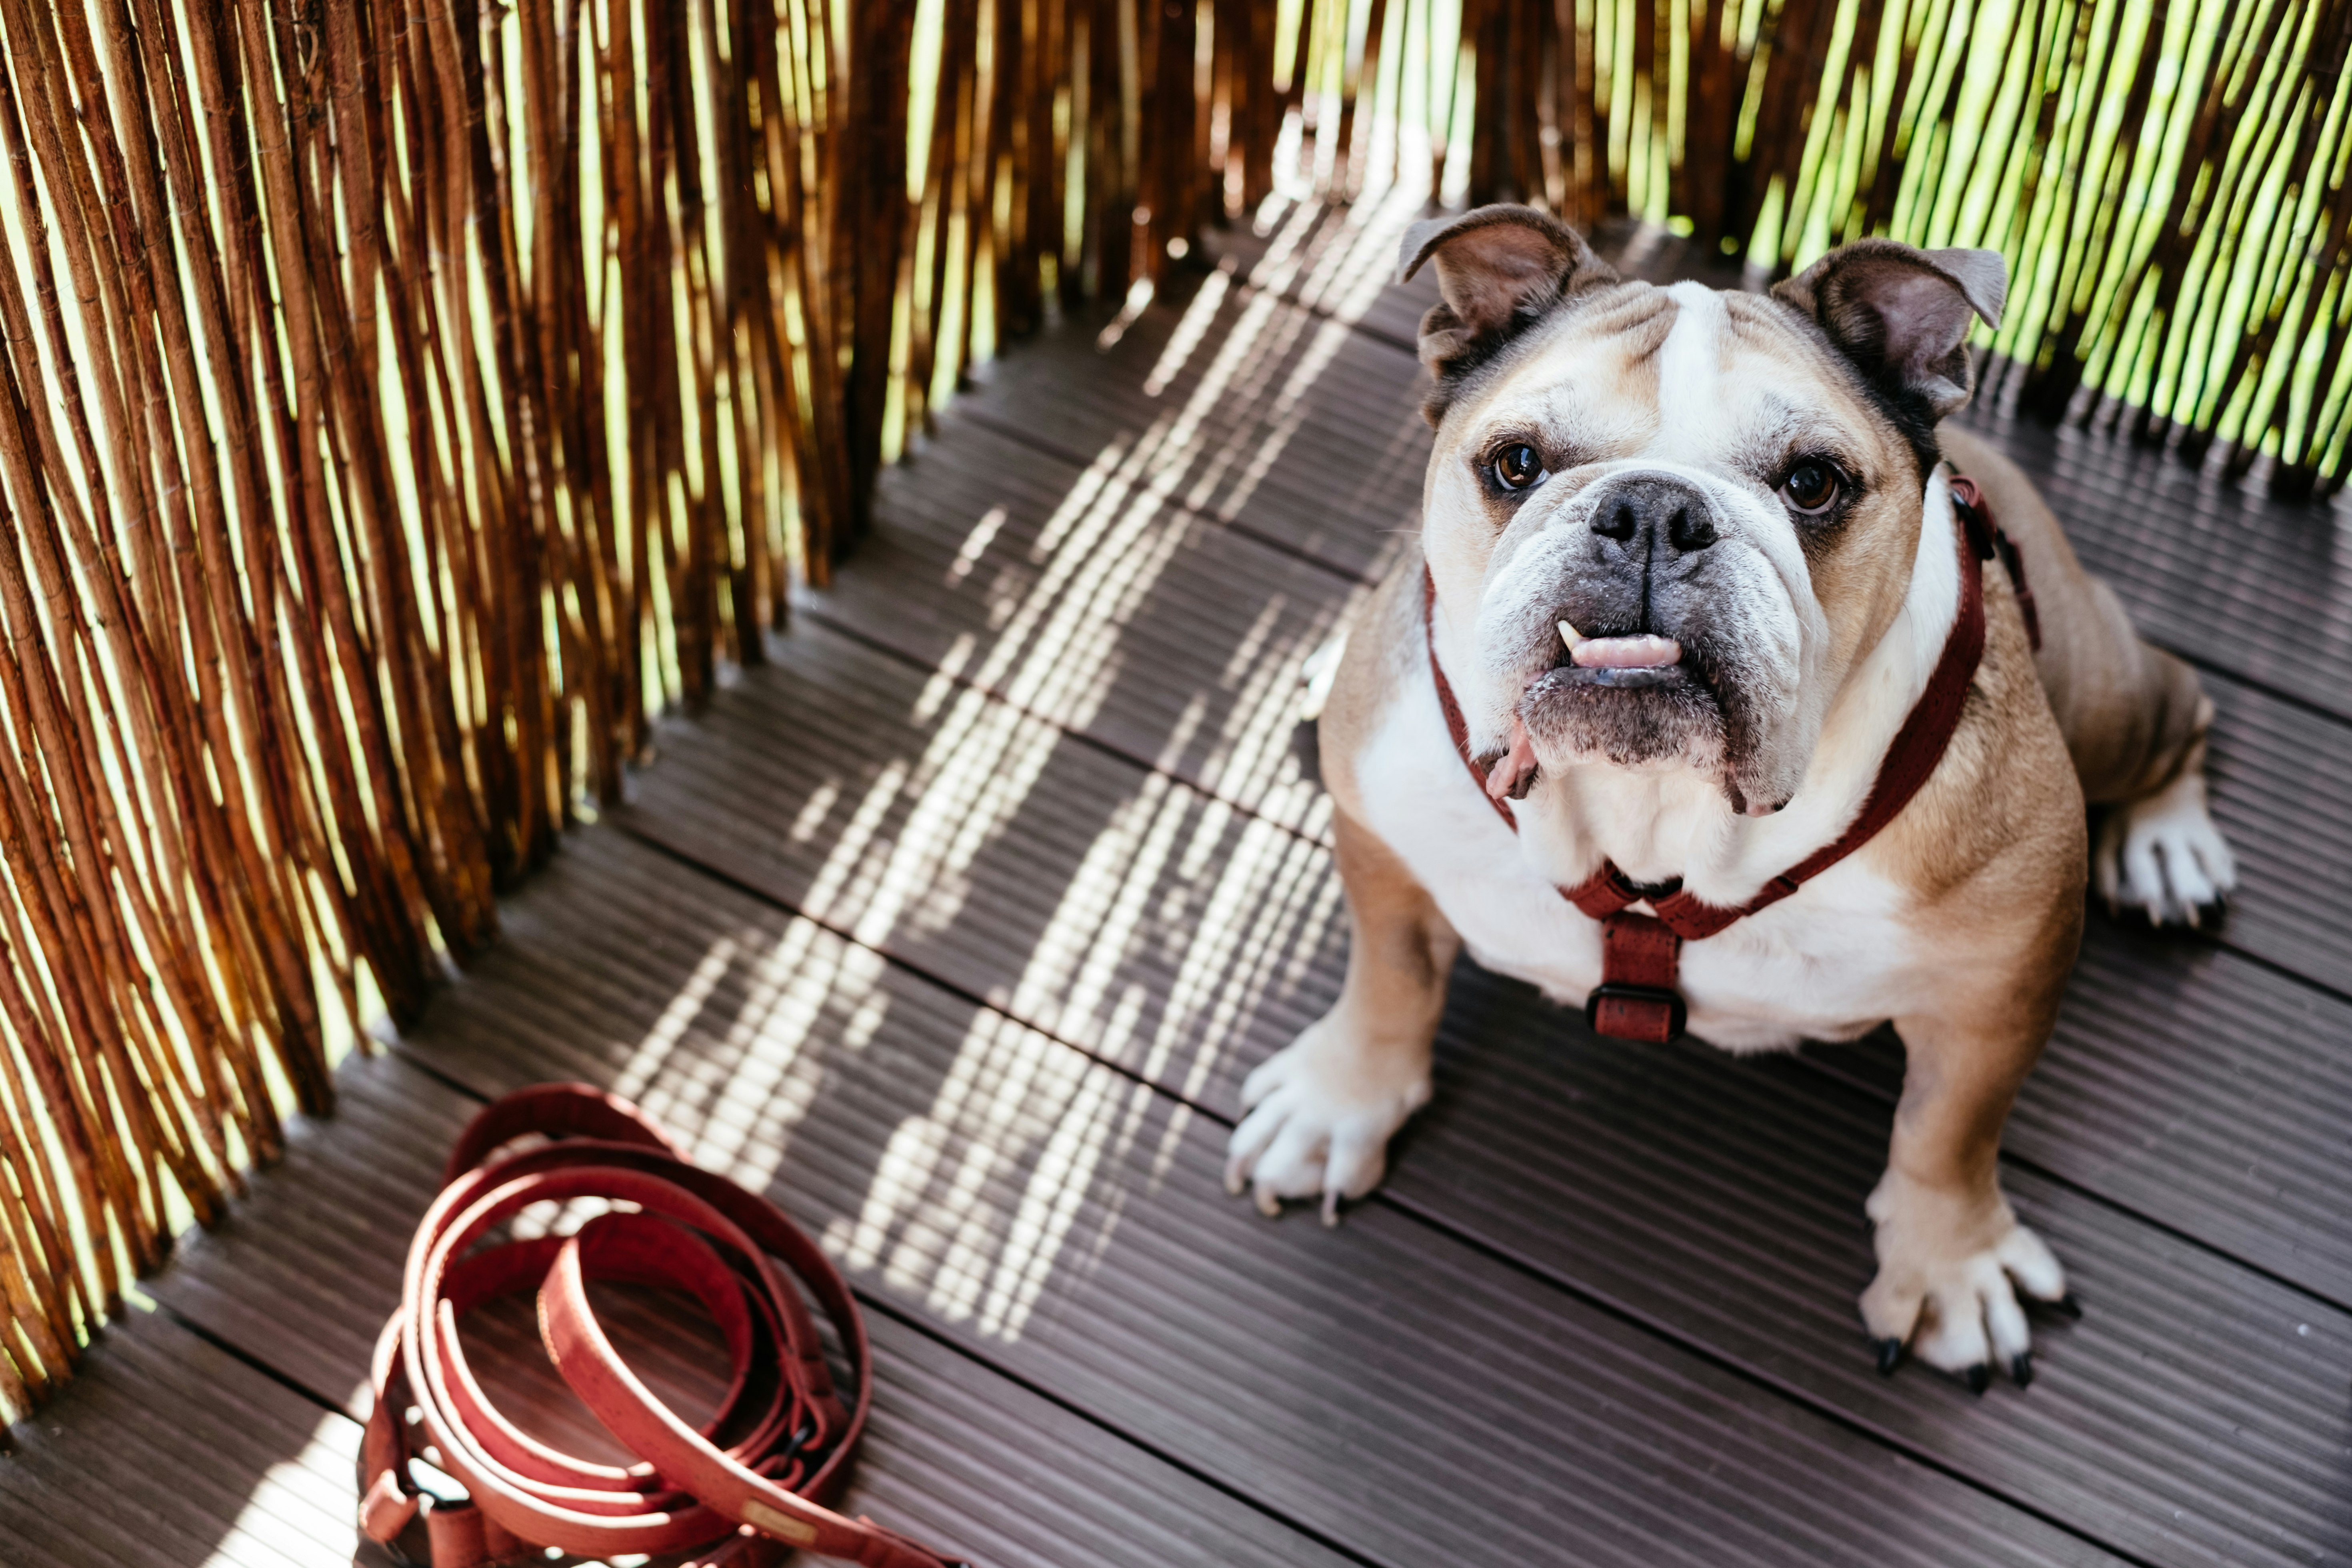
[791, 607, 1332, 854]
[2170, 646, 2352, 744]
[780, 598, 2352, 1298]
[936, 403, 1380, 589]
[2194, 932, 2352, 1016]
[1794, 1051, 2352, 1320]
[1191, 249, 1424, 360]
[380, 1044, 1401, 1568]
[847, 1292, 1399, 1568]
[608, 819, 2155, 1568]
[141, 1300, 360, 1426]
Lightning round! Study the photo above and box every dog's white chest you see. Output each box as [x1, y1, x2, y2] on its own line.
[1353, 680, 1921, 1051]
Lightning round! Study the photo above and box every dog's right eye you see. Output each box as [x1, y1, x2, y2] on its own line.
[1780, 459, 1843, 514]
[1492, 444, 1546, 492]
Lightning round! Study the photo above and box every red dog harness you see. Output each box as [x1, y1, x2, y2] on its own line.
[358, 1083, 963, 1568]
[1426, 475, 2032, 1045]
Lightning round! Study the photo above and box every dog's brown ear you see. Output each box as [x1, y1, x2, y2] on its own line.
[1397, 205, 1615, 410]
[1773, 240, 2006, 420]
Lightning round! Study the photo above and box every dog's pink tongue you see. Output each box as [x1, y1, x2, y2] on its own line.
[1570, 634, 1682, 669]
[1486, 720, 1538, 803]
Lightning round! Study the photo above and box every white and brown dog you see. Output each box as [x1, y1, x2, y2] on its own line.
[1224, 204, 2235, 1387]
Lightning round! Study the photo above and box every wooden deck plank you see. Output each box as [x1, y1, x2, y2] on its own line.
[1963, 411, 2352, 724]
[850, 1311, 1363, 1568]
[966, 283, 1428, 582]
[818, 426, 1357, 837]
[2189, 668, 2352, 994]
[626, 613, 1344, 1111]
[369, 827, 2120, 1568]
[1190, 190, 1446, 354]
[0, 1309, 361, 1568]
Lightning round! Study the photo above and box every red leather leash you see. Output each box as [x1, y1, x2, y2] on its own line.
[358, 1083, 964, 1568]
[1426, 475, 2032, 1044]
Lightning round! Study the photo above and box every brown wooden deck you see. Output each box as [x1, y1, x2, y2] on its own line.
[6, 201, 2351, 1568]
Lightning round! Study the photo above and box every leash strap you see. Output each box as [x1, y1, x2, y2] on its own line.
[358, 1083, 965, 1568]
[1425, 474, 2013, 1043]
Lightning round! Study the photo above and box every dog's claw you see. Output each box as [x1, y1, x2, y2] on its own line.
[1964, 1363, 1990, 1396]
[2056, 1292, 2082, 1320]
[1873, 1338, 1904, 1376]
[2009, 1352, 2033, 1389]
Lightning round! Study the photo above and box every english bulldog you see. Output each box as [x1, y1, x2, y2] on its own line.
[1223, 204, 2235, 1386]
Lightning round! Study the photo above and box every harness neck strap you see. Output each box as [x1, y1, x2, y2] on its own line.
[1424, 474, 2003, 1042]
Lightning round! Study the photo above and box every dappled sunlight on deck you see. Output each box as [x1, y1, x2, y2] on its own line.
[557, 190, 1476, 1345]
[596, 250, 1412, 1333]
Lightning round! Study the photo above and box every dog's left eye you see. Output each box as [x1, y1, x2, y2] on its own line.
[1780, 460, 1842, 514]
[1492, 444, 1546, 492]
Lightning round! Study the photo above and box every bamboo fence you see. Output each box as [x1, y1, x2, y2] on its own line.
[0, 0, 2342, 1423]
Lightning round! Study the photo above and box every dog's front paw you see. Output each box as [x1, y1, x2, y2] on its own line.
[2096, 766, 2236, 927]
[1861, 1174, 2070, 1389]
[1223, 1018, 1431, 1224]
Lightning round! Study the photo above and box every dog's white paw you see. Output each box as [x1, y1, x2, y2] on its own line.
[1223, 1018, 1430, 1224]
[2095, 766, 2236, 927]
[1861, 1174, 2070, 1388]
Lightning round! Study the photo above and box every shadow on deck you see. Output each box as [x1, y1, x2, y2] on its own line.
[6, 200, 2351, 1568]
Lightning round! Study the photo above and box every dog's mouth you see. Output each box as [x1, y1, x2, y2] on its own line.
[1543, 618, 1689, 689]
[1478, 618, 1728, 802]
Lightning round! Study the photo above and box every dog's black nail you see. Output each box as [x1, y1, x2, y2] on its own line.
[2010, 1352, 2033, 1388]
[2056, 1292, 2082, 1320]
[1965, 1364, 1990, 1395]
[1874, 1338, 1904, 1376]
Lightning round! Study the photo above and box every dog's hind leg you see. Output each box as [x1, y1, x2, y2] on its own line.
[1939, 428, 2235, 924]
[2043, 578, 2234, 926]
[2090, 718, 2235, 926]
[1224, 806, 1458, 1224]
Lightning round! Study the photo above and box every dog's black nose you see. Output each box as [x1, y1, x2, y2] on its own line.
[1589, 475, 1718, 553]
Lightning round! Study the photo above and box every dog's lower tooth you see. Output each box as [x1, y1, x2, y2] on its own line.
[1558, 619, 1583, 650]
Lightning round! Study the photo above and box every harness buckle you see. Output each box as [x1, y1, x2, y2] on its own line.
[1585, 982, 1686, 1044]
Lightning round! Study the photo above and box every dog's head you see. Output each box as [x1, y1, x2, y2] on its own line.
[1402, 205, 2005, 815]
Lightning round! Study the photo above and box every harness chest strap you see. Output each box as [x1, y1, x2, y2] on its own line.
[1424, 474, 2028, 1044]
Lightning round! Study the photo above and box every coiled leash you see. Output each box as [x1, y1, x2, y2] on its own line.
[1426, 474, 2036, 1045]
[358, 1083, 966, 1568]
